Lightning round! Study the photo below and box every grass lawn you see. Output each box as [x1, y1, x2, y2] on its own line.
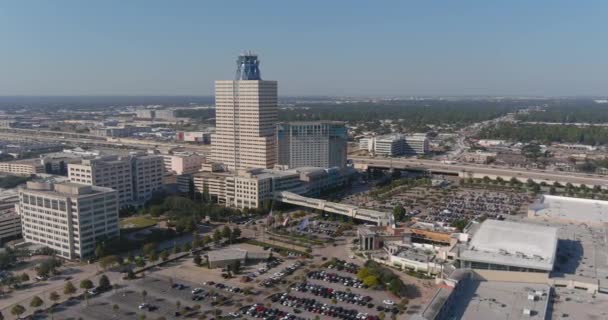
[119, 216, 157, 229]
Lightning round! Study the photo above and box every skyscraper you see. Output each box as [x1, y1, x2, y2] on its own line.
[211, 52, 278, 171]
[277, 121, 348, 168]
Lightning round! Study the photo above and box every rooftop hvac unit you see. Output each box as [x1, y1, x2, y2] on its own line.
[527, 294, 536, 301]
[523, 308, 534, 316]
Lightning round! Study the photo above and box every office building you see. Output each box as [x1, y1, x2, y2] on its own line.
[0, 211, 21, 244]
[136, 109, 155, 119]
[68, 154, 164, 207]
[0, 159, 45, 176]
[90, 126, 151, 138]
[178, 166, 353, 210]
[17, 181, 119, 260]
[163, 153, 205, 175]
[154, 109, 176, 120]
[176, 131, 212, 144]
[359, 134, 429, 156]
[211, 52, 278, 170]
[131, 155, 164, 201]
[277, 121, 348, 168]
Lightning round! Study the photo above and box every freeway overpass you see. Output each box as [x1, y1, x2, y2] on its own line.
[274, 191, 394, 226]
[350, 156, 608, 188]
[0, 128, 211, 154]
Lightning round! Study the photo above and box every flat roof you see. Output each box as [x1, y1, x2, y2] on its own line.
[460, 220, 558, 271]
[443, 281, 550, 320]
[530, 195, 608, 225]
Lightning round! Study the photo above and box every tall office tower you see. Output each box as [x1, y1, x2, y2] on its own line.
[277, 121, 348, 168]
[211, 52, 278, 171]
[68, 156, 133, 207]
[17, 181, 119, 260]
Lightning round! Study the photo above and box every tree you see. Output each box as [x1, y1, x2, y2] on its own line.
[126, 269, 136, 280]
[451, 219, 469, 232]
[160, 250, 169, 261]
[175, 300, 181, 312]
[10, 304, 25, 319]
[135, 258, 146, 269]
[188, 178, 195, 200]
[95, 243, 106, 259]
[221, 226, 232, 239]
[141, 290, 148, 302]
[64, 281, 76, 296]
[99, 274, 111, 289]
[19, 272, 29, 282]
[149, 252, 159, 263]
[392, 205, 406, 222]
[212, 229, 222, 245]
[363, 275, 379, 287]
[30, 295, 43, 309]
[231, 227, 242, 242]
[99, 255, 119, 270]
[203, 235, 212, 245]
[143, 243, 157, 257]
[193, 254, 202, 266]
[49, 291, 60, 304]
[356, 267, 370, 281]
[202, 183, 210, 203]
[80, 279, 94, 305]
[112, 304, 120, 317]
[183, 242, 192, 252]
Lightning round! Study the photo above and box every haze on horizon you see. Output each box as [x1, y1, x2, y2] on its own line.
[0, 0, 607, 97]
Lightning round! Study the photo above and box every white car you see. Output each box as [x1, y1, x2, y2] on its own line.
[383, 299, 395, 305]
[138, 303, 150, 310]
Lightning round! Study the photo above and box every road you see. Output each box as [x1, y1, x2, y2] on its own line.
[0, 128, 211, 154]
[350, 156, 608, 187]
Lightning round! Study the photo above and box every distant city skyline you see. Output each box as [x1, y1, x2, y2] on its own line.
[1, 1, 607, 96]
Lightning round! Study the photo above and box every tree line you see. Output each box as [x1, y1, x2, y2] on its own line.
[477, 123, 608, 145]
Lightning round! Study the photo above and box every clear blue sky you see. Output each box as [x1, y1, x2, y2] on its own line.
[1, 1, 607, 96]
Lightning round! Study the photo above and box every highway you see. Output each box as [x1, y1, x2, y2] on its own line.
[0, 128, 211, 154]
[350, 156, 608, 187]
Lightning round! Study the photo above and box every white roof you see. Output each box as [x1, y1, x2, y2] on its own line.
[460, 220, 558, 271]
[530, 195, 608, 225]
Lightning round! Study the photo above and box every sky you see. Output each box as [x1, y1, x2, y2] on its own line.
[0, 1, 607, 97]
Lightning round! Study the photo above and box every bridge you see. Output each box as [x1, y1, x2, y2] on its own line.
[273, 191, 394, 226]
[350, 156, 608, 188]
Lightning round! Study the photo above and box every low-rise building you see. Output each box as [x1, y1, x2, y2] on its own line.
[163, 153, 205, 175]
[206, 248, 270, 269]
[0, 159, 45, 175]
[359, 133, 429, 156]
[90, 126, 152, 138]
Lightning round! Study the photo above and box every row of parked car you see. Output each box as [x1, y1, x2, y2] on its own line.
[290, 282, 372, 306]
[270, 293, 380, 320]
[261, 261, 304, 287]
[327, 259, 360, 274]
[241, 303, 306, 320]
[307, 270, 365, 288]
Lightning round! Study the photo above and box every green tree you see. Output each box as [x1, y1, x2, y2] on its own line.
[99, 255, 119, 270]
[95, 243, 106, 259]
[64, 281, 76, 296]
[221, 226, 232, 239]
[10, 304, 25, 319]
[392, 205, 406, 221]
[49, 291, 60, 304]
[212, 229, 222, 245]
[160, 250, 169, 261]
[363, 275, 379, 287]
[231, 227, 242, 242]
[99, 274, 111, 289]
[19, 272, 29, 282]
[183, 242, 192, 252]
[30, 295, 43, 309]
[80, 279, 94, 305]
[141, 290, 148, 303]
[135, 258, 146, 269]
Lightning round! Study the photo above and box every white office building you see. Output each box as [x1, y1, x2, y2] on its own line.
[359, 133, 429, 156]
[17, 181, 119, 260]
[68, 154, 164, 207]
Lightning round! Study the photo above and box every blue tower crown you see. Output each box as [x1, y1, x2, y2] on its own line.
[236, 51, 262, 80]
